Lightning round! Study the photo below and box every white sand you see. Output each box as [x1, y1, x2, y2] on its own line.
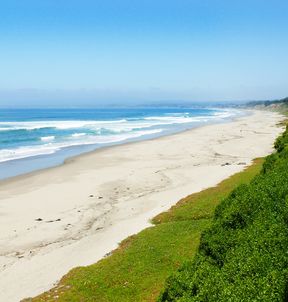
[0, 110, 283, 302]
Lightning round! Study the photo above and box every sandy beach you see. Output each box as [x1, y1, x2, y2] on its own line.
[0, 110, 283, 302]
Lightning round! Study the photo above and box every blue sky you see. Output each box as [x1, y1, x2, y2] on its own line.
[0, 0, 288, 106]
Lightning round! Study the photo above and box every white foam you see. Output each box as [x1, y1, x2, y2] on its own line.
[0, 119, 127, 131]
[0, 129, 163, 163]
[0, 111, 237, 134]
[40, 136, 55, 142]
[71, 133, 86, 137]
[0, 109, 240, 163]
[0, 128, 12, 131]
[143, 116, 210, 125]
[0, 146, 58, 163]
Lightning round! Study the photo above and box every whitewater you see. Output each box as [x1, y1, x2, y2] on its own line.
[0, 107, 242, 179]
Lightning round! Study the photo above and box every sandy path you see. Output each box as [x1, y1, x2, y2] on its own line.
[0, 110, 283, 302]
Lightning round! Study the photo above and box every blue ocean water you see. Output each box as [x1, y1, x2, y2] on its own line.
[0, 107, 242, 179]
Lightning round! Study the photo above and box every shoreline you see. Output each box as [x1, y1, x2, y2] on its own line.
[0, 108, 245, 182]
[0, 110, 283, 302]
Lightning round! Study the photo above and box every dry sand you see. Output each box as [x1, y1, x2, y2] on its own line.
[0, 110, 284, 301]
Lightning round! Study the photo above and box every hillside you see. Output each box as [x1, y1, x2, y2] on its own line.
[159, 125, 288, 301]
[246, 97, 288, 112]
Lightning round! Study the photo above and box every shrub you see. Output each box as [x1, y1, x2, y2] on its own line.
[159, 127, 288, 302]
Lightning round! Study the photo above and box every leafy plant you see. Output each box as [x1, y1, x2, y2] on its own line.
[159, 126, 288, 302]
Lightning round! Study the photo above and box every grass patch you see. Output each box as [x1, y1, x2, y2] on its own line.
[153, 158, 264, 224]
[159, 127, 288, 302]
[27, 159, 264, 302]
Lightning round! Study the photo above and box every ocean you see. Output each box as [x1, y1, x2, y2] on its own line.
[0, 107, 243, 179]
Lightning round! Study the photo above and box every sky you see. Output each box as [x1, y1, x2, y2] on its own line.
[0, 0, 288, 107]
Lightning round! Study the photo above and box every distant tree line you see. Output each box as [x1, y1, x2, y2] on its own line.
[247, 96, 288, 107]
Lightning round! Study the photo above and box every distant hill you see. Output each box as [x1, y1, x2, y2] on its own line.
[246, 97, 288, 111]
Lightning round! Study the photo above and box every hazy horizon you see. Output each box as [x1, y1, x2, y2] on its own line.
[0, 0, 287, 107]
[0, 89, 286, 109]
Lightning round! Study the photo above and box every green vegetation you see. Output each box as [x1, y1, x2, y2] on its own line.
[27, 160, 264, 301]
[247, 96, 288, 107]
[159, 126, 288, 302]
[247, 96, 288, 114]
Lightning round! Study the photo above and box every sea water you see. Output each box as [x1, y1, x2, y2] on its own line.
[0, 107, 243, 179]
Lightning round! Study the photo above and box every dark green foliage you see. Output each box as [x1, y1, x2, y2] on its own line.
[159, 126, 288, 302]
[275, 126, 288, 152]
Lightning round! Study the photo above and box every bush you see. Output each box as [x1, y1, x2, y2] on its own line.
[158, 126, 288, 302]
